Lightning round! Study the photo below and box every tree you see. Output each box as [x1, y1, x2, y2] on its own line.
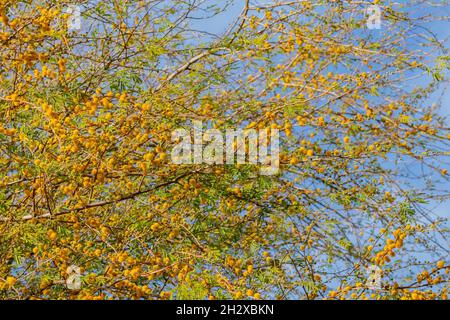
[0, 0, 448, 300]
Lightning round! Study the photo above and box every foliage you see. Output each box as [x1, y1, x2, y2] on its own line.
[0, 0, 448, 300]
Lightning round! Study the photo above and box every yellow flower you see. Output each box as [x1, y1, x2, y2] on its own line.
[6, 276, 16, 287]
[47, 230, 57, 241]
[290, 156, 299, 165]
[0, 14, 9, 26]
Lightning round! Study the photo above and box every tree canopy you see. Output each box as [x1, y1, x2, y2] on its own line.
[0, 0, 449, 300]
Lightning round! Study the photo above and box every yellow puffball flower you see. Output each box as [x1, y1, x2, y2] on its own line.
[343, 136, 350, 144]
[436, 260, 445, 269]
[0, 14, 9, 26]
[290, 156, 299, 165]
[6, 276, 16, 287]
[47, 230, 57, 241]
[150, 222, 160, 232]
